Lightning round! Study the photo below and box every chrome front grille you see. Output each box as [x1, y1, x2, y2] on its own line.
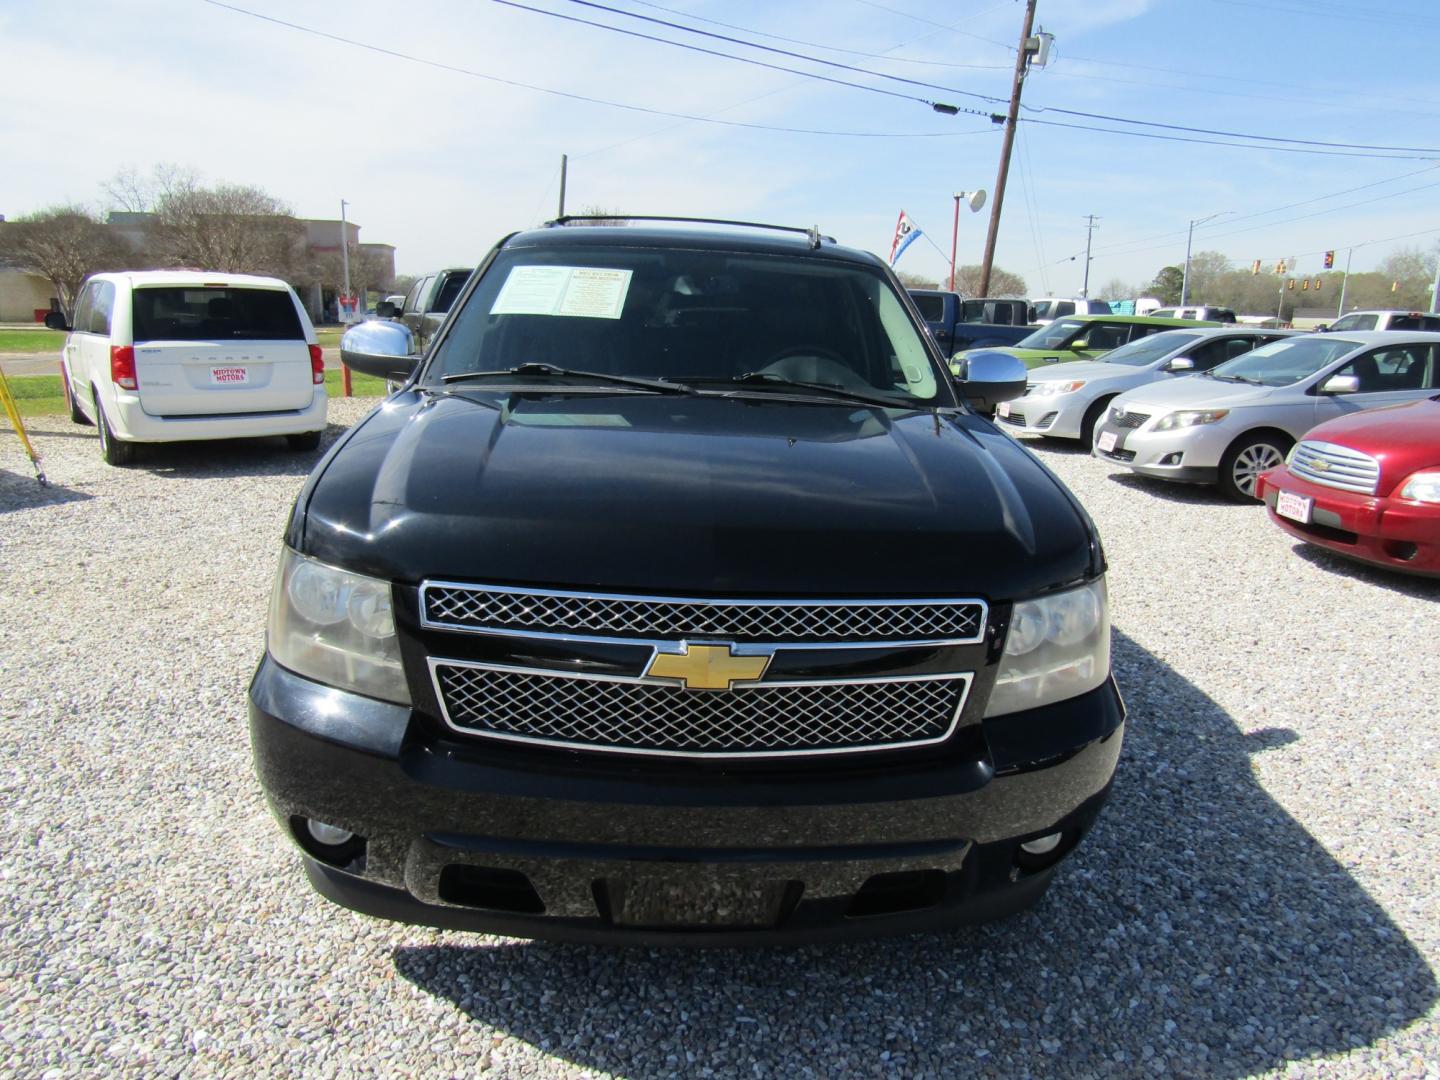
[430, 662, 971, 758]
[1289, 440, 1380, 495]
[1111, 410, 1150, 429]
[422, 584, 985, 643]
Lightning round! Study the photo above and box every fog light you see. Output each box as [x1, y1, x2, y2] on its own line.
[1020, 832, 1062, 856]
[305, 819, 354, 846]
[1159, 452, 1183, 466]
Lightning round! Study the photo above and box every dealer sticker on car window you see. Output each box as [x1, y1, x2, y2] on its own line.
[1275, 491, 1312, 524]
[210, 366, 249, 385]
[490, 266, 633, 320]
[1096, 430, 1118, 453]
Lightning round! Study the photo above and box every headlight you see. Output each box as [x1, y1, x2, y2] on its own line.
[1032, 380, 1087, 395]
[267, 547, 410, 704]
[1399, 469, 1440, 503]
[986, 578, 1110, 717]
[1153, 409, 1230, 431]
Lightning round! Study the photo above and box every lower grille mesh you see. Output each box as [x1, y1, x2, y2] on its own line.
[434, 665, 969, 757]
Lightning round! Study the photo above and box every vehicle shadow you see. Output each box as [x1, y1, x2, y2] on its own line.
[1104, 470, 1241, 507]
[1287, 540, 1440, 599]
[391, 630, 1437, 1077]
[136, 424, 349, 480]
[0, 469, 93, 512]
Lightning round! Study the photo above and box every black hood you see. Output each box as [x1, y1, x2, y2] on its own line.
[295, 391, 1097, 600]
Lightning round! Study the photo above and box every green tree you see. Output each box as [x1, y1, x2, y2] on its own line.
[1149, 265, 1184, 305]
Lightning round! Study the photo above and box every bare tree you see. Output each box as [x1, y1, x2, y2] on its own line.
[953, 264, 1027, 297]
[0, 205, 131, 318]
[310, 245, 395, 299]
[1095, 277, 1136, 301]
[146, 175, 305, 276]
[896, 270, 940, 290]
[572, 204, 629, 226]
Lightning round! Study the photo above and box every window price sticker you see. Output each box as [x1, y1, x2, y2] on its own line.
[490, 266, 633, 320]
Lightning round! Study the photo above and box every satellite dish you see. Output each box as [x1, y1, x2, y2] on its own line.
[967, 189, 988, 212]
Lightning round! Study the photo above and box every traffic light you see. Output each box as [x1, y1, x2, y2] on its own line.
[1301, 279, 1309, 291]
[1251, 260, 1261, 275]
[1274, 259, 1287, 274]
[1313, 278, 1322, 290]
[1323, 250, 1335, 269]
[1287, 278, 1296, 290]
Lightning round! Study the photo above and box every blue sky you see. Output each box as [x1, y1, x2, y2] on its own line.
[2, 0, 1437, 295]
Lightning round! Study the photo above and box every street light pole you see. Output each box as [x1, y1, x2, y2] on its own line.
[339, 199, 351, 301]
[949, 195, 961, 292]
[1081, 214, 1099, 298]
[1180, 211, 1228, 306]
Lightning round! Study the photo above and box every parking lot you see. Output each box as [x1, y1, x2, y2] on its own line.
[2, 400, 1437, 1078]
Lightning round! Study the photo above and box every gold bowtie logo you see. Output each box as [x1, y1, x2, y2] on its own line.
[646, 644, 770, 690]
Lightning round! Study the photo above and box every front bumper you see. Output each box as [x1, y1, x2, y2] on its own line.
[249, 657, 1125, 944]
[1257, 467, 1440, 577]
[1091, 415, 1229, 484]
[996, 392, 1089, 439]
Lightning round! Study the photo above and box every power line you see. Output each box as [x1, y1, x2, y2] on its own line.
[1018, 117, 1439, 160]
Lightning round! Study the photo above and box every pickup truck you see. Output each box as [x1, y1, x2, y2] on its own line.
[908, 290, 1033, 355]
[377, 268, 472, 351]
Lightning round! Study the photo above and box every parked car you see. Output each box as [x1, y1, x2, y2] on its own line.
[907, 289, 1033, 354]
[250, 218, 1125, 943]
[1029, 297, 1111, 324]
[1319, 310, 1440, 333]
[955, 314, 1215, 372]
[48, 271, 326, 465]
[1092, 331, 1440, 500]
[998, 326, 1298, 445]
[1255, 397, 1440, 577]
[378, 268, 472, 351]
[1149, 305, 1237, 324]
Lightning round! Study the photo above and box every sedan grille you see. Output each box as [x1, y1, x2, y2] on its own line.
[1289, 440, 1380, 495]
[422, 584, 985, 643]
[431, 662, 971, 758]
[1110, 410, 1150, 429]
[998, 410, 1025, 427]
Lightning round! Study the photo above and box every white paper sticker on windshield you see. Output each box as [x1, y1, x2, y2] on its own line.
[490, 266, 632, 320]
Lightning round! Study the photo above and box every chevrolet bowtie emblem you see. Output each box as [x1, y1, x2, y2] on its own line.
[1310, 459, 1331, 471]
[646, 644, 770, 690]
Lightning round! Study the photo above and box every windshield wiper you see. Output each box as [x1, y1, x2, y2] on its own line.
[442, 363, 694, 395]
[674, 371, 914, 408]
[1210, 373, 1264, 386]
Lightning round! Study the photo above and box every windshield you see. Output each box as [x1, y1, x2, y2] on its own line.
[1208, 336, 1360, 386]
[425, 245, 942, 403]
[1016, 319, 1086, 349]
[1101, 329, 1203, 367]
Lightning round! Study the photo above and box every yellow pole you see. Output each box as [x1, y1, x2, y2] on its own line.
[0, 368, 47, 486]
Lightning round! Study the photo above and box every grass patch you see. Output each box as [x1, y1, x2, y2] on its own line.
[323, 370, 387, 396]
[0, 371, 383, 418]
[0, 330, 66, 353]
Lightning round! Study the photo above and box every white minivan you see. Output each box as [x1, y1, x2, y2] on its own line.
[52, 271, 327, 465]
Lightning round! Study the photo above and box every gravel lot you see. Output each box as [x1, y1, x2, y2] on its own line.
[2, 402, 1437, 1078]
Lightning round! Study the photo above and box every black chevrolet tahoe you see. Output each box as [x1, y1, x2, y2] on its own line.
[248, 217, 1125, 945]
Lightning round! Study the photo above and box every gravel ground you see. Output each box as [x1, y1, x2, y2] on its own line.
[2, 404, 1437, 1079]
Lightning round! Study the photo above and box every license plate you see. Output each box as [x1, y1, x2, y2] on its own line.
[1275, 490, 1312, 524]
[1097, 430, 1117, 453]
[996, 401, 1011, 417]
[210, 366, 249, 385]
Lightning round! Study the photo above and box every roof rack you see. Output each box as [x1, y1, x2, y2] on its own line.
[545, 215, 833, 250]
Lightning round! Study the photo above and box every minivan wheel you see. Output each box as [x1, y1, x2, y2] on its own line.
[1220, 433, 1288, 502]
[287, 431, 323, 452]
[93, 392, 136, 466]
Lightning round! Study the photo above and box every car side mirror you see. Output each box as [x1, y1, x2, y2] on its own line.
[951, 351, 1027, 411]
[1320, 374, 1359, 394]
[340, 319, 419, 381]
[1166, 357, 1194, 371]
[376, 300, 399, 318]
[1313, 324, 1329, 332]
[44, 311, 70, 331]
[1069, 338, 1089, 350]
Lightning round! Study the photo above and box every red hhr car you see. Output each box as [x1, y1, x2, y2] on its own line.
[1256, 396, 1440, 577]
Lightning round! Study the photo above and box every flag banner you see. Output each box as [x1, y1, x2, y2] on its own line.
[889, 211, 923, 266]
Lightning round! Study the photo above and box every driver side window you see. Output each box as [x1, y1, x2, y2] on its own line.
[1332, 345, 1437, 392]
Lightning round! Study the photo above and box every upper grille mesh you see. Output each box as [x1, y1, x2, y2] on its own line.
[1110, 410, 1150, 430]
[423, 585, 984, 642]
[1290, 440, 1380, 495]
[434, 664, 967, 756]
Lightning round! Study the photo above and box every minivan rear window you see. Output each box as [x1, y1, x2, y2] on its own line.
[132, 287, 304, 342]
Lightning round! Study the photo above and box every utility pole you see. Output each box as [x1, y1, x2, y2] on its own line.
[339, 199, 351, 302]
[1080, 214, 1099, 298]
[977, 0, 1039, 298]
[1337, 247, 1354, 318]
[558, 154, 568, 218]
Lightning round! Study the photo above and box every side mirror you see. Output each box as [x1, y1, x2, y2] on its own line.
[1313, 324, 1329, 332]
[44, 311, 70, 331]
[1069, 338, 1089, 350]
[1026, 306, 1037, 323]
[1320, 373, 1359, 394]
[340, 319, 419, 381]
[951, 351, 1027, 411]
[1166, 356, 1194, 371]
[376, 300, 399, 318]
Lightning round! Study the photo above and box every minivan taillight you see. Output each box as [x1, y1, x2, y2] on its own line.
[309, 344, 325, 385]
[111, 345, 138, 390]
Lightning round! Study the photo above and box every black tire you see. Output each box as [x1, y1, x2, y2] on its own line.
[287, 430, 323, 452]
[64, 366, 91, 426]
[1219, 432, 1289, 502]
[1078, 396, 1113, 448]
[93, 392, 136, 466]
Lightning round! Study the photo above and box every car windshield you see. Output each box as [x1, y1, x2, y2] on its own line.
[424, 244, 942, 403]
[1208, 336, 1360, 386]
[1016, 319, 1086, 349]
[1100, 330, 1204, 367]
